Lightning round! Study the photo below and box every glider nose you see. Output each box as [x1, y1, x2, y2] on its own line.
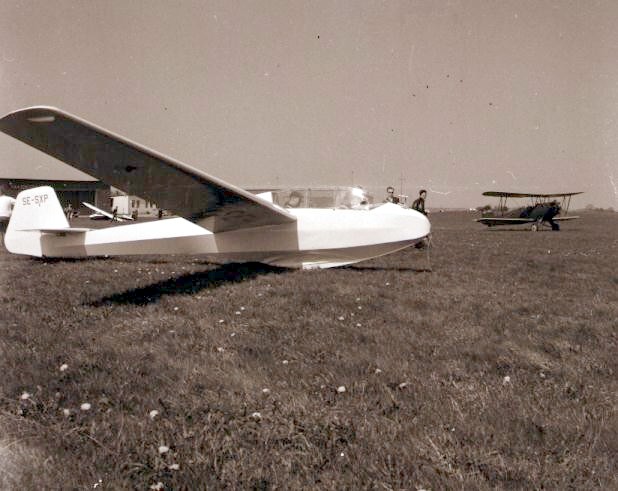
[397, 207, 430, 240]
[412, 209, 431, 238]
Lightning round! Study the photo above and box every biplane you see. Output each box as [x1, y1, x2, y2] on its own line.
[0, 106, 430, 268]
[476, 191, 582, 231]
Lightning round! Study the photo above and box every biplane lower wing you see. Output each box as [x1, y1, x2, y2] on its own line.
[0, 106, 296, 233]
[476, 217, 534, 226]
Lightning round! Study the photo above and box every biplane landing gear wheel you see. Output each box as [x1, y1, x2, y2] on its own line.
[531, 220, 542, 232]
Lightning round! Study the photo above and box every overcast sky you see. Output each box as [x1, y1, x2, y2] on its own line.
[1, 0, 617, 208]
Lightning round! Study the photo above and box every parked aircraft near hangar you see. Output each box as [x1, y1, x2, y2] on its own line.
[0, 106, 430, 269]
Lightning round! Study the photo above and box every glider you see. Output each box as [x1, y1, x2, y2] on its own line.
[83, 202, 134, 222]
[0, 106, 430, 268]
[476, 191, 582, 231]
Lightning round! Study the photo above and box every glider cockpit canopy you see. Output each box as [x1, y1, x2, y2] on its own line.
[258, 186, 375, 209]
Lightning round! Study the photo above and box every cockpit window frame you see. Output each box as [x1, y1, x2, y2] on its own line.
[268, 186, 374, 210]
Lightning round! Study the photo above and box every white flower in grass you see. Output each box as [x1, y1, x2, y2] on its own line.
[149, 410, 159, 420]
[218, 319, 224, 324]
[235, 311, 241, 315]
[503, 375, 511, 385]
[374, 368, 382, 375]
[62, 408, 71, 417]
[59, 363, 69, 372]
[240, 306, 245, 311]
[338, 316, 345, 321]
[262, 388, 270, 395]
[251, 412, 262, 420]
[356, 323, 362, 327]
[217, 347, 225, 353]
[337, 386, 346, 394]
[80, 402, 91, 411]
[398, 382, 408, 390]
[168, 463, 180, 471]
[282, 360, 289, 365]
[173, 307, 179, 311]
[20, 392, 31, 400]
[158, 445, 169, 454]
[150, 482, 164, 490]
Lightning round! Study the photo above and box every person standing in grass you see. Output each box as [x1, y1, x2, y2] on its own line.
[0, 187, 16, 245]
[412, 189, 428, 215]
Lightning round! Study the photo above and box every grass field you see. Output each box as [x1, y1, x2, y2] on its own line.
[1, 211, 616, 489]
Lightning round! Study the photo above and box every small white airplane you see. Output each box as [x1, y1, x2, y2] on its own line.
[83, 202, 134, 222]
[0, 106, 430, 268]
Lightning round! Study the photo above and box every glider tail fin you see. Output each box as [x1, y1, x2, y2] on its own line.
[8, 186, 68, 232]
[5, 186, 68, 256]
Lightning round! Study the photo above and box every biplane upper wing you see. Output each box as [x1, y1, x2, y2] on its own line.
[553, 215, 579, 221]
[482, 191, 583, 198]
[0, 106, 296, 233]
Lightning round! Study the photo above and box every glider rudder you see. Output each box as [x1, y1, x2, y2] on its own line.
[5, 186, 68, 256]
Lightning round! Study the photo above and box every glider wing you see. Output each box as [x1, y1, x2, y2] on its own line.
[0, 106, 296, 233]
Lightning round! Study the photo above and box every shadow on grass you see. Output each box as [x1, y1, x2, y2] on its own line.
[484, 228, 564, 233]
[343, 265, 432, 273]
[33, 256, 112, 263]
[88, 262, 287, 306]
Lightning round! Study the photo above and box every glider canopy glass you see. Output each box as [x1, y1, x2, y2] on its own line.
[272, 187, 374, 209]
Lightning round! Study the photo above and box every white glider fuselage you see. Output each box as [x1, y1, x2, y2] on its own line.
[6, 198, 429, 269]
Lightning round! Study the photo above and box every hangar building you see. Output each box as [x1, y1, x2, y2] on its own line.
[0, 178, 111, 215]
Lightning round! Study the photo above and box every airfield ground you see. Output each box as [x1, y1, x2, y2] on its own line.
[0, 211, 616, 489]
